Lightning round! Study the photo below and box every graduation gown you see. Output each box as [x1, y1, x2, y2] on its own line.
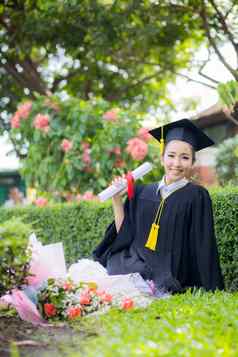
[93, 182, 224, 293]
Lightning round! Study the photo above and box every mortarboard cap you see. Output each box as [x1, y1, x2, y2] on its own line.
[149, 118, 215, 153]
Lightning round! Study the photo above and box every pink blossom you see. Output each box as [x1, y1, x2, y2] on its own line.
[61, 139, 73, 153]
[82, 191, 95, 201]
[79, 294, 91, 305]
[34, 197, 48, 207]
[10, 101, 32, 129]
[103, 108, 119, 122]
[11, 113, 20, 128]
[82, 150, 91, 165]
[109, 146, 121, 156]
[126, 137, 148, 161]
[33, 113, 50, 133]
[95, 289, 106, 297]
[137, 128, 151, 142]
[81, 141, 90, 150]
[17, 101, 32, 120]
[101, 293, 113, 304]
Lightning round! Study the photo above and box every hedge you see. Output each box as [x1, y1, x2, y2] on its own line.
[0, 186, 237, 290]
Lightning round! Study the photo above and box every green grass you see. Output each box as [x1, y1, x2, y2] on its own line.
[72, 290, 238, 357]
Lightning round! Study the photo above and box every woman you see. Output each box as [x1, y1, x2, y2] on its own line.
[93, 119, 224, 293]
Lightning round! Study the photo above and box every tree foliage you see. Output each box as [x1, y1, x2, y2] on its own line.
[1, 0, 237, 147]
[0, 0, 204, 132]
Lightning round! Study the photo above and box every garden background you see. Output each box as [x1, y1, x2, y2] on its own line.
[0, 1, 238, 356]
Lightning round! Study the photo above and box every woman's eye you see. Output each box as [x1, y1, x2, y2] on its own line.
[182, 157, 189, 160]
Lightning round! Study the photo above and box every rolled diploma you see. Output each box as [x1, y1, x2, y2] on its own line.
[97, 162, 153, 202]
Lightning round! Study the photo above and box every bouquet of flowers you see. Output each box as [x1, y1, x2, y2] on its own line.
[1, 234, 156, 325]
[37, 278, 113, 321]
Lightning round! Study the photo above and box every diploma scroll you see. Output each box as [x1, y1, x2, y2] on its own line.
[97, 162, 153, 202]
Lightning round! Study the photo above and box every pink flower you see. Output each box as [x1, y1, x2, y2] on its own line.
[137, 128, 151, 142]
[34, 197, 48, 207]
[79, 294, 91, 305]
[63, 282, 74, 291]
[33, 113, 50, 133]
[82, 191, 95, 201]
[82, 149, 91, 165]
[44, 303, 57, 317]
[103, 108, 119, 122]
[121, 298, 134, 310]
[68, 306, 81, 319]
[101, 293, 113, 304]
[109, 146, 121, 156]
[17, 101, 32, 120]
[81, 142, 90, 150]
[96, 289, 106, 297]
[10, 101, 32, 129]
[61, 139, 73, 153]
[126, 137, 148, 161]
[11, 113, 20, 128]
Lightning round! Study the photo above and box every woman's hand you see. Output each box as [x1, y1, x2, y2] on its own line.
[111, 175, 127, 202]
[111, 174, 127, 232]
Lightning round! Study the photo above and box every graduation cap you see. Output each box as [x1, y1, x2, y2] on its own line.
[149, 118, 215, 154]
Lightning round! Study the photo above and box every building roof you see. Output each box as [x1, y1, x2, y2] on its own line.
[193, 103, 238, 129]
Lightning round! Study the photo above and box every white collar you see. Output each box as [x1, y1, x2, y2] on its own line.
[157, 176, 189, 198]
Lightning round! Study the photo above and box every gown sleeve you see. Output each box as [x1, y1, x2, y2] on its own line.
[92, 186, 141, 267]
[189, 187, 224, 291]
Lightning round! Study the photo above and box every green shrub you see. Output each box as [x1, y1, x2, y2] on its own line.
[0, 217, 33, 295]
[211, 186, 238, 291]
[215, 136, 238, 185]
[0, 201, 113, 266]
[0, 187, 237, 291]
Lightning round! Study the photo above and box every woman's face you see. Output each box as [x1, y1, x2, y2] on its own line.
[161, 140, 194, 185]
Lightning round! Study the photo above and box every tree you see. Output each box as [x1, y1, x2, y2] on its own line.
[0, 0, 203, 133]
[164, 1, 238, 89]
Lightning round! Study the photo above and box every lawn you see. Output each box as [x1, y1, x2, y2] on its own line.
[76, 290, 238, 357]
[1, 290, 238, 357]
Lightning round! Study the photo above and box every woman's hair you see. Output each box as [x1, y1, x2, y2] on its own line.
[163, 141, 196, 164]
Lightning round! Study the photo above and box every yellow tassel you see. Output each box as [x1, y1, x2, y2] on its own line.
[160, 138, 165, 155]
[160, 125, 165, 155]
[145, 223, 159, 251]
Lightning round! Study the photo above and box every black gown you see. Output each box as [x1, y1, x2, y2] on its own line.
[93, 182, 224, 293]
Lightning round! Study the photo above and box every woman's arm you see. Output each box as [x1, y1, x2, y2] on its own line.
[112, 194, 125, 232]
[111, 175, 128, 231]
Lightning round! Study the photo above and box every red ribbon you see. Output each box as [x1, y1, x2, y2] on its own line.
[126, 172, 134, 200]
